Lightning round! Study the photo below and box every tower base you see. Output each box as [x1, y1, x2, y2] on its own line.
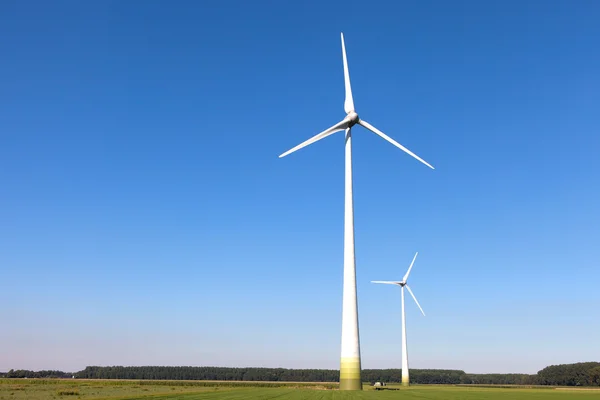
[340, 357, 362, 390]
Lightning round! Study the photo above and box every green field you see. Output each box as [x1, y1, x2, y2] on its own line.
[1, 379, 599, 400]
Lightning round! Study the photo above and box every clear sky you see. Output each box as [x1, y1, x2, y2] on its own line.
[1, 0, 599, 375]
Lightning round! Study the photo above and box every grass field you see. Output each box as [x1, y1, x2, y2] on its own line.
[1, 379, 599, 399]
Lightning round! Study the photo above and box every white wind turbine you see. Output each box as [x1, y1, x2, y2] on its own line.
[372, 252, 426, 386]
[279, 33, 434, 391]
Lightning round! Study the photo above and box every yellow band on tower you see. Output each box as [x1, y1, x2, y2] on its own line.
[340, 357, 362, 390]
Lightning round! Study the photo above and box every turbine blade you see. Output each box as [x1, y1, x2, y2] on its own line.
[371, 281, 400, 285]
[358, 120, 435, 169]
[402, 252, 419, 283]
[341, 33, 355, 114]
[406, 285, 426, 316]
[279, 119, 348, 158]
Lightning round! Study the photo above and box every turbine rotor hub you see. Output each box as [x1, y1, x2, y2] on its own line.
[346, 111, 359, 127]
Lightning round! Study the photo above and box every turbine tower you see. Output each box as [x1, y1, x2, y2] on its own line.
[371, 252, 426, 386]
[279, 33, 434, 390]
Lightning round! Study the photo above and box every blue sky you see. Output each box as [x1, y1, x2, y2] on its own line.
[1, 0, 599, 374]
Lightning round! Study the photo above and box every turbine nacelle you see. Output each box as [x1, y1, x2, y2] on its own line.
[345, 111, 359, 127]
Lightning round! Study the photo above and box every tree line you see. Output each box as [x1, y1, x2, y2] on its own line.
[2, 370, 72, 379]
[537, 362, 600, 386]
[2, 362, 600, 386]
[74, 366, 471, 384]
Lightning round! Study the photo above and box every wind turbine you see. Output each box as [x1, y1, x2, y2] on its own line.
[279, 33, 434, 391]
[371, 252, 426, 386]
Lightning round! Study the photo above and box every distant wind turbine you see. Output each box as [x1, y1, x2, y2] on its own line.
[372, 252, 426, 386]
[279, 33, 434, 391]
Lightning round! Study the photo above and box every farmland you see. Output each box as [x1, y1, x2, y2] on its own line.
[1, 379, 599, 400]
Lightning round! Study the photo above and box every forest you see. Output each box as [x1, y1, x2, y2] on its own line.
[537, 362, 600, 386]
[1, 370, 72, 379]
[2, 362, 599, 386]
